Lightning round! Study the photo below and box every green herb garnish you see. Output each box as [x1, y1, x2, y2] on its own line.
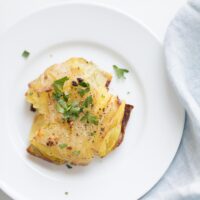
[67, 106, 81, 120]
[52, 91, 62, 101]
[22, 50, 30, 58]
[59, 143, 68, 149]
[52, 78, 95, 122]
[78, 81, 90, 97]
[65, 192, 69, 195]
[56, 103, 65, 113]
[53, 76, 69, 92]
[72, 150, 80, 156]
[82, 95, 93, 108]
[78, 87, 90, 97]
[79, 81, 89, 88]
[113, 65, 129, 79]
[81, 112, 98, 125]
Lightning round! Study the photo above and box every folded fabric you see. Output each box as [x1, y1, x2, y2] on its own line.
[141, 0, 200, 199]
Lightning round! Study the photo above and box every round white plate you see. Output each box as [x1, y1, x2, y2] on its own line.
[0, 2, 184, 200]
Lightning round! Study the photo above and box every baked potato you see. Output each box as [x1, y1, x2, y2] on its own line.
[26, 58, 133, 165]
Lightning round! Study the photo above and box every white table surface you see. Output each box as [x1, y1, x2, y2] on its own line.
[0, 0, 186, 199]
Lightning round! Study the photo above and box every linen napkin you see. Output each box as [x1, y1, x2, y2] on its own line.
[142, 0, 200, 199]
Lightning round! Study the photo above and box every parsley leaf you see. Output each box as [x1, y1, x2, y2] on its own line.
[53, 76, 69, 92]
[55, 103, 65, 113]
[82, 95, 93, 108]
[78, 87, 90, 97]
[59, 143, 68, 149]
[62, 102, 81, 121]
[52, 91, 62, 101]
[81, 112, 98, 125]
[72, 150, 80, 156]
[79, 81, 89, 87]
[65, 191, 69, 195]
[22, 50, 30, 58]
[78, 81, 90, 97]
[58, 98, 68, 109]
[113, 65, 129, 79]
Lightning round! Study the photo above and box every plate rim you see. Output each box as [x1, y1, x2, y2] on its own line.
[0, 1, 185, 200]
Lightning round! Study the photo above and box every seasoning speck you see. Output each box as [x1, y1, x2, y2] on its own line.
[127, 91, 130, 94]
[77, 77, 83, 83]
[72, 81, 78, 86]
[22, 50, 30, 58]
[65, 192, 69, 195]
[30, 104, 36, 112]
[101, 127, 105, 131]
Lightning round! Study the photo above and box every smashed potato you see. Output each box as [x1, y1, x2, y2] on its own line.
[26, 58, 133, 165]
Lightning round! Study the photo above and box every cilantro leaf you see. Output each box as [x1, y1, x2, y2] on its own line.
[113, 65, 129, 79]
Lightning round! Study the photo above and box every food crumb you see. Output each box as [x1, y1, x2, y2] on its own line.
[66, 164, 72, 169]
[64, 192, 69, 195]
[127, 91, 130, 95]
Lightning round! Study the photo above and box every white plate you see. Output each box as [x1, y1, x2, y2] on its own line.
[0, 2, 184, 200]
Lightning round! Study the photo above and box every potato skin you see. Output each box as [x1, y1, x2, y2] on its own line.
[26, 58, 133, 165]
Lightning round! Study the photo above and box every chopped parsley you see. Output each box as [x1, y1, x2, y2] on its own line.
[64, 106, 81, 120]
[113, 65, 129, 79]
[79, 81, 89, 88]
[78, 87, 90, 97]
[59, 143, 68, 149]
[56, 103, 65, 113]
[22, 50, 30, 58]
[78, 81, 90, 97]
[72, 150, 80, 156]
[81, 112, 98, 125]
[64, 192, 69, 195]
[53, 76, 69, 92]
[82, 95, 93, 108]
[52, 78, 98, 124]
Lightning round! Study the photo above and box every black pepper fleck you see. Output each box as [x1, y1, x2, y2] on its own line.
[101, 127, 105, 131]
[77, 77, 83, 83]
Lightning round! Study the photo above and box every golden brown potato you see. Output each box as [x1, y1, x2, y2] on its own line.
[26, 58, 133, 165]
